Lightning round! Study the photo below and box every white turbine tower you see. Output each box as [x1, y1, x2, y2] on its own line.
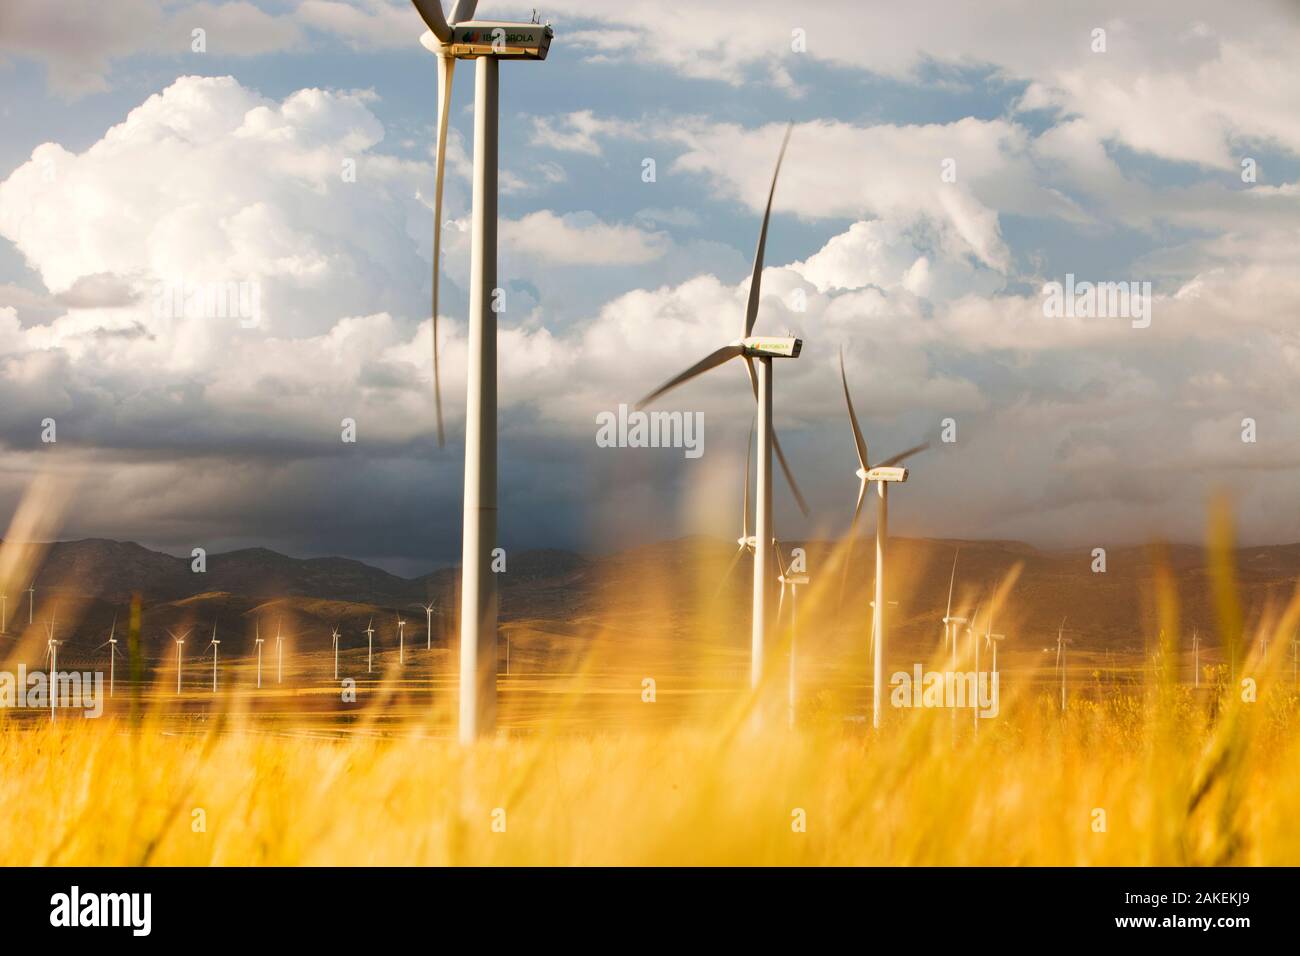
[1191, 626, 1200, 689]
[637, 126, 809, 691]
[365, 617, 375, 674]
[0, 591, 7, 634]
[275, 619, 285, 685]
[408, 0, 554, 742]
[27, 582, 36, 625]
[417, 602, 437, 650]
[942, 550, 966, 671]
[838, 350, 928, 729]
[331, 625, 341, 680]
[169, 628, 190, 695]
[207, 624, 221, 693]
[1054, 618, 1071, 711]
[254, 622, 265, 689]
[397, 615, 407, 665]
[94, 615, 120, 697]
[43, 612, 60, 721]
[775, 545, 808, 730]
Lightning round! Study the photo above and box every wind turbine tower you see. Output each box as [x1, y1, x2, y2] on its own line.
[408, 0, 554, 742]
[637, 125, 808, 693]
[255, 622, 265, 689]
[838, 350, 928, 729]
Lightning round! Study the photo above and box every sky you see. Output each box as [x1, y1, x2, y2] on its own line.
[0, 0, 1298, 575]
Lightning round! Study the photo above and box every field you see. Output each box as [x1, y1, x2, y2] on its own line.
[3, 626, 1299, 866]
[3, 484, 1299, 866]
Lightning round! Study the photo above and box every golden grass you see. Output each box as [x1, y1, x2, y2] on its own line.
[2, 663, 1298, 866]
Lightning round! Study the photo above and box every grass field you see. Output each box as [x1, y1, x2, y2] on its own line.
[2, 644, 1297, 866]
[3, 487, 1299, 866]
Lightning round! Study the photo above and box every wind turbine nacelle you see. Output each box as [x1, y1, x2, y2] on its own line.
[742, 336, 802, 358]
[780, 574, 810, 586]
[865, 466, 908, 482]
[447, 21, 554, 59]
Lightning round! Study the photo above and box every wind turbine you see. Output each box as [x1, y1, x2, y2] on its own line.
[397, 614, 407, 665]
[1191, 626, 1201, 689]
[775, 545, 808, 730]
[254, 622, 265, 689]
[207, 624, 221, 693]
[43, 613, 60, 720]
[169, 628, 190, 695]
[94, 615, 120, 697]
[1291, 630, 1298, 690]
[26, 582, 35, 625]
[838, 350, 929, 729]
[408, 0, 554, 743]
[417, 602, 437, 650]
[1054, 618, 1071, 711]
[986, 627, 1006, 674]
[275, 618, 285, 685]
[942, 550, 966, 671]
[331, 625, 341, 680]
[715, 418, 758, 598]
[0, 591, 7, 634]
[637, 125, 809, 692]
[365, 617, 375, 673]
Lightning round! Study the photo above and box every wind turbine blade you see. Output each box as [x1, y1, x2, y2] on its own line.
[447, 0, 477, 23]
[410, 0, 452, 41]
[743, 123, 793, 339]
[771, 428, 810, 518]
[838, 348, 870, 471]
[837, 478, 868, 612]
[712, 546, 746, 602]
[635, 345, 743, 409]
[777, 580, 785, 622]
[945, 548, 959, 619]
[773, 538, 788, 578]
[419, 45, 457, 448]
[879, 442, 930, 468]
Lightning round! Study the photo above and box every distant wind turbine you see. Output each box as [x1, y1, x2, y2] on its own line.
[27, 582, 36, 625]
[942, 550, 967, 672]
[416, 602, 437, 650]
[1055, 618, 1071, 711]
[775, 545, 808, 730]
[1191, 627, 1201, 689]
[0, 591, 7, 634]
[168, 628, 191, 695]
[397, 615, 407, 665]
[331, 625, 341, 680]
[716, 418, 757, 599]
[839, 349, 929, 729]
[207, 624, 221, 693]
[275, 618, 285, 684]
[43, 612, 60, 721]
[365, 617, 375, 674]
[254, 622, 265, 689]
[94, 615, 120, 697]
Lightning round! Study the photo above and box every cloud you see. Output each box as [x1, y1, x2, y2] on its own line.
[0, 0, 302, 96]
[502, 211, 667, 265]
